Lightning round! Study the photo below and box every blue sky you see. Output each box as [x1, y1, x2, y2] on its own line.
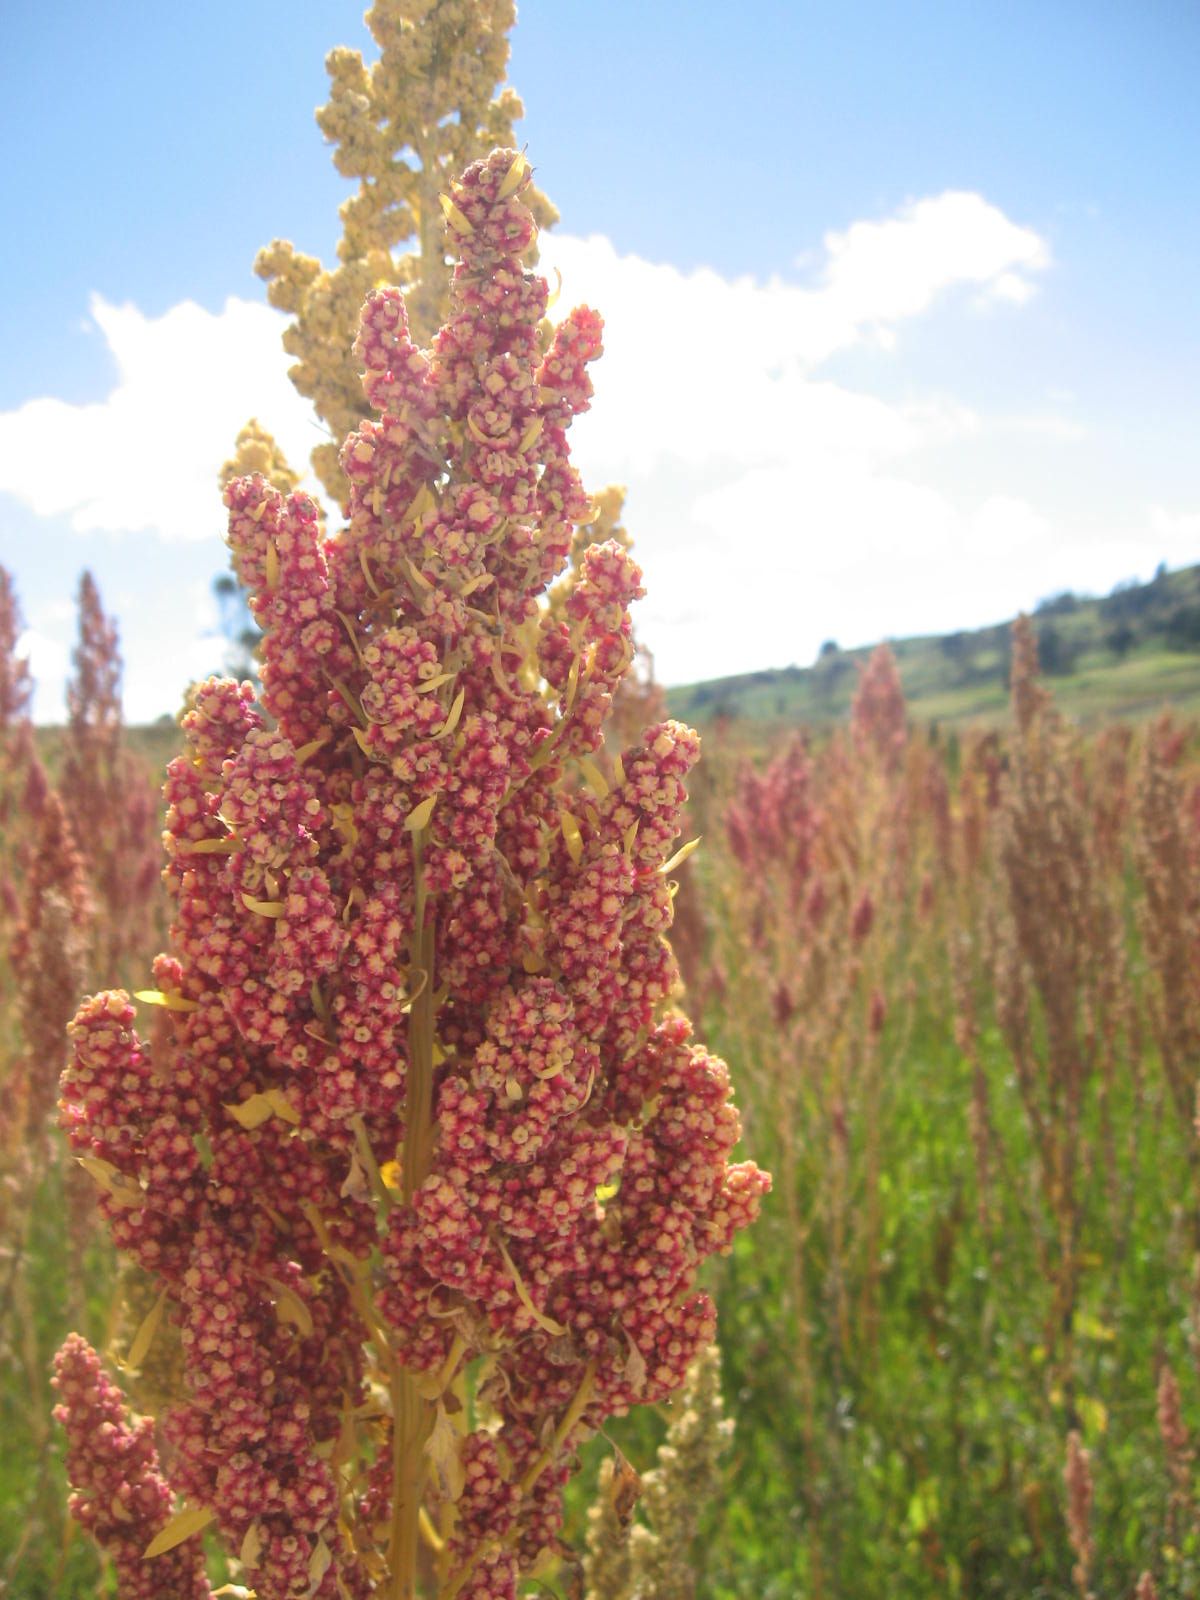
[2, 1, 1198, 720]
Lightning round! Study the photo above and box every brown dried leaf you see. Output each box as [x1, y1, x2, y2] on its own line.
[425, 1403, 466, 1502]
[610, 1448, 643, 1531]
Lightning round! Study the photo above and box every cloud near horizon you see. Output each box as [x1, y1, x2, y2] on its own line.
[1, 187, 1184, 710]
[0, 294, 326, 542]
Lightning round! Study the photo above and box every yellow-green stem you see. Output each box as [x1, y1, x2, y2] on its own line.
[390, 824, 438, 1599]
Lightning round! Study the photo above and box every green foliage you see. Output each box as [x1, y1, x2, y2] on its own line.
[0, 1145, 114, 1598]
[600, 950, 1132, 1597]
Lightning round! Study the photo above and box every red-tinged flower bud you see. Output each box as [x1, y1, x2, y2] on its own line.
[53, 1335, 211, 1600]
[869, 988, 887, 1036]
[850, 889, 875, 945]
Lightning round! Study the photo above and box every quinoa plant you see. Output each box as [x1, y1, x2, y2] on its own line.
[60, 572, 163, 985]
[232, 0, 657, 742]
[583, 1341, 734, 1600]
[0, 566, 41, 948]
[55, 148, 767, 1600]
[249, 0, 556, 509]
[1134, 711, 1200, 1223]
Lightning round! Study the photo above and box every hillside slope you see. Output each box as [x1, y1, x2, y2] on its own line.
[667, 561, 1200, 728]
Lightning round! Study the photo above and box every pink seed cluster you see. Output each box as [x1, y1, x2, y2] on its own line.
[52, 1333, 210, 1600]
[57, 147, 767, 1599]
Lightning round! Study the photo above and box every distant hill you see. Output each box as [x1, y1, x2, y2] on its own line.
[666, 561, 1200, 730]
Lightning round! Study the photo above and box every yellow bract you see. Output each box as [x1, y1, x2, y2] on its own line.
[240, 894, 287, 919]
[133, 988, 200, 1012]
[266, 1277, 315, 1339]
[494, 1234, 567, 1336]
[142, 1503, 215, 1560]
[659, 837, 701, 876]
[496, 151, 528, 199]
[560, 810, 583, 864]
[577, 755, 609, 800]
[123, 1288, 168, 1372]
[224, 1089, 301, 1130]
[406, 794, 437, 831]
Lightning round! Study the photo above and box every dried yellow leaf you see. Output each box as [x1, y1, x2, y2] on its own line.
[264, 538, 280, 589]
[293, 734, 329, 765]
[179, 836, 237, 855]
[265, 1088, 301, 1125]
[517, 416, 543, 456]
[560, 811, 583, 864]
[240, 1520, 263, 1571]
[133, 989, 200, 1013]
[424, 1403, 467, 1501]
[439, 194, 474, 235]
[224, 1090, 299, 1131]
[621, 1326, 648, 1394]
[267, 1278, 314, 1339]
[564, 654, 582, 712]
[124, 1287, 168, 1372]
[142, 1503, 215, 1559]
[224, 1094, 275, 1130]
[494, 1234, 567, 1336]
[416, 672, 456, 694]
[359, 545, 381, 596]
[78, 1156, 142, 1207]
[406, 794, 437, 831]
[437, 688, 466, 740]
[241, 894, 286, 919]
[658, 837, 701, 876]
[308, 1535, 332, 1593]
[577, 756, 609, 800]
[496, 151, 528, 200]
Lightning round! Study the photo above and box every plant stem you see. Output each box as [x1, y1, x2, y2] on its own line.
[390, 823, 438, 1598]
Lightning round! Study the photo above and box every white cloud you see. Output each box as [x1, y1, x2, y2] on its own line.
[10, 186, 1189, 713]
[817, 192, 1049, 328]
[528, 197, 1068, 680]
[1147, 505, 1200, 566]
[538, 191, 1047, 485]
[119, 581, 230, 724]
[0, 294, 325, 542]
